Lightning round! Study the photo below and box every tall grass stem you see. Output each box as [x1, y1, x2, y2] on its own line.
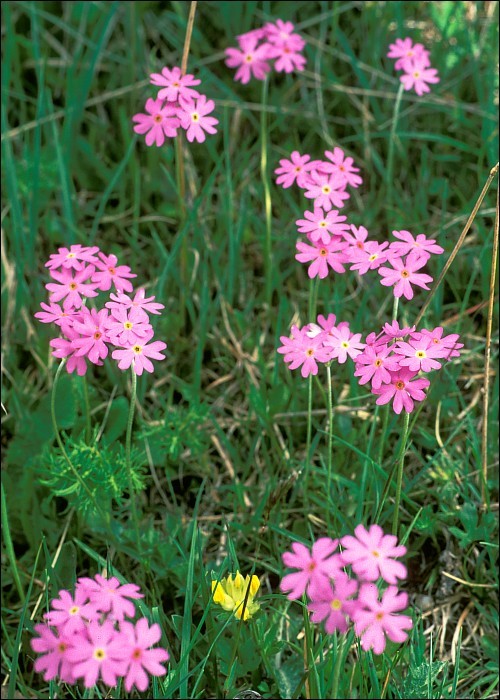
[386, 83, 405, 211]
[260, 77, 273, 307]
[125, 367, 141, 552]
[392, 411, 411, 536]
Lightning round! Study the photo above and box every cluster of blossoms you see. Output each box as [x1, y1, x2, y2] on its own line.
[280, 526, 413, 654]
[225, 19, 307, 84]
[35, 244, 167, 377]
[387, 37, 440, 96]
[133, 65, 218, 145]
[31, 574, 169, 691]
[278, 312, 462, 414]
[211, 571, 261, 621]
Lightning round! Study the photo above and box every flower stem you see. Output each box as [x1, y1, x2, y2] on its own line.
[125, 367, 141, 552]
[51, 361, 110, 528]
[82, 374, 91, 442]
[305, 374, 313, 479]
[326, 362, 334, 512]
[177, 1, 198, 312]
[331, 633, 347, 700]
[392, 410, 411, 536]
[260, 77, 273, 308]
[386, 82, 405, 211]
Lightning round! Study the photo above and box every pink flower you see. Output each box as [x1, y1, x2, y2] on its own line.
[295, 238, 347, 278]
[340, 524, 407, 584]
[400, 56, 440, 96]
[45, 266, 99, 311]
[379, 320, 416, 343]
[280, 538, 344, 600]
[277, 324, 332, 378]
[71, 308, 110, 364]
[394, 336, 443, 372]
[132, 98, 180, 146]
[106, 306, 152, 346]
[31, 623, 76, 683]
[264, 19, 305, 52]
[237, 28, 267, 44]
[307, 575, 358, 634]
[92, 253, 136, 293]
[378, 251, 433, 300]
[106, 288, 165, 315]
[354, 344, 401, 390]
[50, 330, 91, 377]
[44, 588, 98, 635]
[266, 42, 306, 73]
[306, 313, 349, 341]
[319, 147, 363, 189]
[179, 95, 218, 143]
[76, 575, 144, 621]
[112, 338, 167, 376]
[224, 35, 272, 84]
[149, 66, 201, 102]
[34, 302, 78, 331]
[389, 230, 444, 260]
[275, 152, 319, 189]
[323, 325, 365, 364]
[347, 240, 389, 274]
[353, 584, 413, 654]
[387, 37, 430, 71]
[373, 368, 430, 414]
[304, 171, 350, 211]
[417, 327, 463, 359]
[45, 245, 100, 271]
[343, 224, 370, 254]
[115, 618, 169, 692]
[296, 207, 350, 244]
[66, 620, 128, 688]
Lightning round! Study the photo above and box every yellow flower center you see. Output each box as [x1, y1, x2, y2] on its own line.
[305, 348, 315, 357]
[69, 283, 77, 290]
[124, 321, 133, 330]
[368, 254, 378, 261]
[395, 380, 405, 390]
[192, 112, 199, 122]
[322, 185, 331, 194]
[69, 606, 80, 615]
[416, 350, 426, 358]
[401, 270, 409, 278]
[67, 253, 76, 258]
[330, 599, 342, 611]
[374, 359, 382, 367]
[341, 341, 350, 348]
[93, 648, 106, 660]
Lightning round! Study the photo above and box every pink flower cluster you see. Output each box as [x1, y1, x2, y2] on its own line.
[225, 19, 306, 84]
[277, 312, 462, 414]
[387, 37, 440, 96]
[133, 65, 218, 145]
[35, 244, 167, 377]
[280, 526, 412, 654]
[30, 574, 169, 691]
[355, 320, 463, 414]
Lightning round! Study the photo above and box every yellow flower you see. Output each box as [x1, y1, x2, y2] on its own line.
[211, 571, 260, 621]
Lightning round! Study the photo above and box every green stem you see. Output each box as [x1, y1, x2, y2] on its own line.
[326, 362, 334, 516]
[331, 633, 346, 700]
[386, 82, 405, 210]
[305, 374, 313, 479]
[260, 77, 273, 307]
[308, 276, 319, 321]
[1, 482, 25, 603]
[125, 367, 141, 551]
[392, 295, 400, 324]
[82, 374, 91, 442]
[392, 411, 411, 536]
[302, 599, 320, 699]
[51, 361, 109, 527]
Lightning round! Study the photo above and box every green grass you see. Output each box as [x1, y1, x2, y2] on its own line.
[1, 1, 499, 698]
